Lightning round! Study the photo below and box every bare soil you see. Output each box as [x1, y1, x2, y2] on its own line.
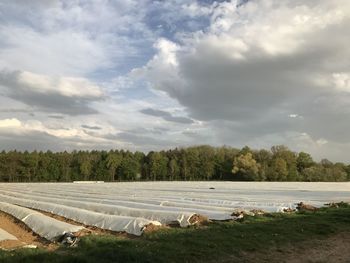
[0, 211, 56, 250]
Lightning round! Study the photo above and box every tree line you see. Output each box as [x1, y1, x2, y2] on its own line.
[0, 145, 349, 182]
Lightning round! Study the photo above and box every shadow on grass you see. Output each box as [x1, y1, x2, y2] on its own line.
[1, 207, 350, 263]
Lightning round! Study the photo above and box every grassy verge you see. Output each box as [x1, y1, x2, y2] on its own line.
[1, 206, 350, 263]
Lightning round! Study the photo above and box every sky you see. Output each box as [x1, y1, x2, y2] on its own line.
[0, 0, 349, 162]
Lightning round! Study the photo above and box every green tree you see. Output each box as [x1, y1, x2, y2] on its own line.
[168, 158, 180, 180]
[79, 152, 92, 181]
[271, 145, 299, 181]
[268, 158, 288, 181]
[119, 154, 141, 181]
[149, 152, 169, 180]
[106, 151, 122, 181]
[232, 153, 261, 181]
[297, 152, 314, 173]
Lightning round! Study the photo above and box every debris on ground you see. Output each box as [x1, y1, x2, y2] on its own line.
[58, 233, 80, 247]
[282, 208, 295, 213]
[326, 202, 340, 208]
[231, 209, 266, 219]
[189, 214, 209, 225]
[296, 202, 318, 212]
[325, 201, 350, 208]
[250, 209, 265, 216]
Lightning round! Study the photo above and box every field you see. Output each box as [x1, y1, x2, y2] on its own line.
[0, 182, 350, 262]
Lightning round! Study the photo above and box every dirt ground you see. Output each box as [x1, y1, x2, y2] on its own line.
[0, 211, 56, 250]
[235, 232, 350, 263]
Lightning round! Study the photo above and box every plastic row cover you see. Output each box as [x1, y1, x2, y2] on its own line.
[0, 195, 161, 236]
[2, 187, 234, 212]
[0, 202, 84, 241]
[0, 228, 17, 241]
[0, 190, 233, 223]
[9, 187, 294, 213]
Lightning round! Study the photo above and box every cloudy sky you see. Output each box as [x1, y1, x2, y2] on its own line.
[0, 0, 349, 162]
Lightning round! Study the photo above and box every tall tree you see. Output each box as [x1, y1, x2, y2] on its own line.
[232, 153, 261, 181]
[106, 151, 122, 181]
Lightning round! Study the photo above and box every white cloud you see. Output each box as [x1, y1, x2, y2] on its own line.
[333, 73, 350, 92]
[16, 71, 103, 98]
[0, 70, 104, 115]
[0, 0, 350, 161]
[135, 0, 350, 160]
[0, 26, 108, 76]
[0, 118, 21, 128]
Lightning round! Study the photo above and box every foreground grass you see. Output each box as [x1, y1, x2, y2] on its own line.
[1, 206, 350, 263]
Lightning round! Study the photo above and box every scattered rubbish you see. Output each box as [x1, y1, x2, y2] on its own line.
[58, 233, 79, 247]
[249, 209, 265, 216]
[296, 202, 318, 212]
[282, 208, 295, 213]
[188, 214, 209, 225]
[232, 211, 243, 217]
[325, 201, 350, 208]
[231, 209, 266, 218]
[326, 202, 340, 208]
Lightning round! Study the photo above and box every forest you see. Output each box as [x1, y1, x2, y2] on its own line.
[0, 145, 349, 182]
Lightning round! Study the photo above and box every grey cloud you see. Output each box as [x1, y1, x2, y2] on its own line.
[0, 70, 102, 115]
[48, 115, 65, 119]
[0, 129, 120, 152]
[81, 125, 102, 130]
[0, 130, 66, 152]
[0, 108, 30, 113]
[140, 108, 194, 124]
[116, 132, 174, 148]
[125, 127, 170, 135]
[143, 0, 350, 146]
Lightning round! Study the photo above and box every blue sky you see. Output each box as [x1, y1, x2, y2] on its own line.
[0, 0, 350, 162]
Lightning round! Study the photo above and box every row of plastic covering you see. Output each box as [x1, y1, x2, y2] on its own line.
[0, 202, 84, 241]
[0, 189, 235, 223]
[1, 181, 348, 238]
[0, 183, 305, 213]
[0, 183, 304, 213]
[0, 228, 17, 242]
[0, 195, 161, 236]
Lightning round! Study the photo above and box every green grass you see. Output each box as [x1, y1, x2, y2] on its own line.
[1, 206, 350, 263]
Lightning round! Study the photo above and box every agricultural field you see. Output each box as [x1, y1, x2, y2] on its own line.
[0, 182, 350, 262]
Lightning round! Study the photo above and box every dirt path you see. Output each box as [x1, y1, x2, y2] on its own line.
[235, 232, 350, 263]
[0, 211, 55, 250]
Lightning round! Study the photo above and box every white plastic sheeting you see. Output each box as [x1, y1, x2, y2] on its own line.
[3, 182, 348, 209]
[0, 202, 84, 241]
[0, 228, 17, 242]
[0, 190, 234, 222]
[0, 195, 161, 236]
[0, 181, 349, 237]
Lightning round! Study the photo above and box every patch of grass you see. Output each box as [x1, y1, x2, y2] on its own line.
[1, 207, 350, 263]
